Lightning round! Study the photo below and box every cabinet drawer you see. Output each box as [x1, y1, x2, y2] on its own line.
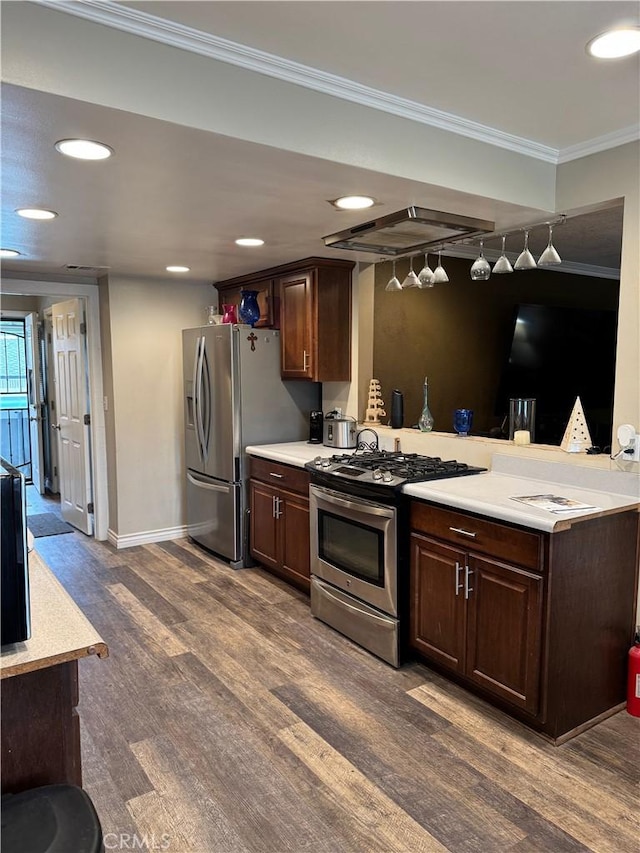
[410, 502, 543, 571]
[249, 457, 310, 495]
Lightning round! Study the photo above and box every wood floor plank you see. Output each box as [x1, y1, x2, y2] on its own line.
[410, 681, 639, 852]
[106, 582, 188, 657]
[128, 736, 250, 852]
[279, 720, 451, 853]
[274, 678, 529, 853]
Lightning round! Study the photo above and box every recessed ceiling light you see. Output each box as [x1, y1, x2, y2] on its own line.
[1, 249, 21, 258]
[16, 208, 58, 220]
[166, 265, 190, 273]
[332, 196, 376, 210]
[235, 238, 265, 247]
[587, 27, 640, 58]
[55, 138, 114, 160]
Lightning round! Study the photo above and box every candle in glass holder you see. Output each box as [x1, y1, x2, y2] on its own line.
[513, 430, 531, 445]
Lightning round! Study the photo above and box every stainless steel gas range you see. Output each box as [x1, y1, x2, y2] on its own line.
[305, 451, 486, 666]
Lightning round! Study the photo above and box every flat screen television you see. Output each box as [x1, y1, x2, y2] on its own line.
[1, 458, 31, 645]
[495, 303, 617, 447]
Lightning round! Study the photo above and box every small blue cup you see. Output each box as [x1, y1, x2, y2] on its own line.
[453, 408, 473, 436]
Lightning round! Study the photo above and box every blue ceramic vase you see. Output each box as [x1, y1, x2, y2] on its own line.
[239, 290, 260, 327]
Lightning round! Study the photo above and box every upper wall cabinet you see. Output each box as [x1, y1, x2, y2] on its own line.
[215, 257, 354, 381]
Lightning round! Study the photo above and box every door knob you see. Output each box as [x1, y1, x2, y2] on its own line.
[52, 423, 61, 431]
[29, 416, 41, 423]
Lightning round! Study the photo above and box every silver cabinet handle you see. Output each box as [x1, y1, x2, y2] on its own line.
[275, 496, 283, 518]
[464, 566, 474, 600]
[303, 350, 309, 371]
[269, 472, 284, 479]
[449, 526, 477, 539]
[455, 561, 464, 596]
[272, 495, 277, 519]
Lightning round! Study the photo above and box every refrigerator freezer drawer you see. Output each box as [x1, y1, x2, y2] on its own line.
[186, 470, 241, 563]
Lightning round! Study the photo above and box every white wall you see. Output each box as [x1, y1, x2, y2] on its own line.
[104, 276, 214, 543]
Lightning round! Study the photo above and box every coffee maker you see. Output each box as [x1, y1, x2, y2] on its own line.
[308, 410, 324, 444]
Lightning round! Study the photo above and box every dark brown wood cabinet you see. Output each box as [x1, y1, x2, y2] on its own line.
[214, 257, 354, 381]
[409, 500, 639, 742]
[249, 457, 311, 592]
[410, 533, 543, 714]
[279, 261, 353, 381]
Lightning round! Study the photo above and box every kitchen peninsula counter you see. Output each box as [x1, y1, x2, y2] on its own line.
[1, 549, 108, 793]
[246, 441, 640, 532]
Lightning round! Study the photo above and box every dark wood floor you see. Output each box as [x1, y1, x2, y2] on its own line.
[31, 508, 639, 853]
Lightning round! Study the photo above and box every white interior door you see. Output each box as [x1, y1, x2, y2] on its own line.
[52, 298, 93, 535]
[25, 313, 45, 493]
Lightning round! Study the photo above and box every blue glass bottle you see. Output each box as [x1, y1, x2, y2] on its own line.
[239, 290, 260, 327]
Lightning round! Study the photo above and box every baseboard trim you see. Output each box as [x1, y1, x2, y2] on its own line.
[107, 525, 188, 549]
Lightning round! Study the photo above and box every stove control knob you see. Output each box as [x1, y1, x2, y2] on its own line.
[372, 468, 383, 480]
[321, 458, 332, 468]
[314, 456, 323, 466]
[382, 470, 393, 483]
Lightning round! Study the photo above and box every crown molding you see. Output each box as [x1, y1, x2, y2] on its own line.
[37, 0, 560, 163]
[35, 0, 637, 167]
[557, 125, 640, 164]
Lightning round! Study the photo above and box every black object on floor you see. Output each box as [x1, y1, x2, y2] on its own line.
[27, 513, 74, 538]
[1, 784, 104, 853]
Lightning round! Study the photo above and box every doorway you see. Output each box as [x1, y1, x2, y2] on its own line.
[1, 279, 108, 540]
[0, 318, 31, 478]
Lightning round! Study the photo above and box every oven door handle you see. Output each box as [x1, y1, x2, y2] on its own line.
[311, 486, 395, 518]
[318, 582, 395, 623]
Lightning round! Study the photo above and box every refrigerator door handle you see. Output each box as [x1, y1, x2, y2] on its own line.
[193, 336, 207, 464]
[187, 471, 231, 493]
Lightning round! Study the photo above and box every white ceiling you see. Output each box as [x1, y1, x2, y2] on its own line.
[1, 1, 637, 285]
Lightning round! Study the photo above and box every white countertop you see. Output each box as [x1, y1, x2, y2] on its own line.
[246, 441, 640, 533]
[246, 441, 334, 467]
[403, 472, 639, 532]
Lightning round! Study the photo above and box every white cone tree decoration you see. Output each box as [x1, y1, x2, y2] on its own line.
[560, 396, 593, 453]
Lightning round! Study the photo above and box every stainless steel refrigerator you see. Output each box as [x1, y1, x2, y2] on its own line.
[182, 324, 319, 567]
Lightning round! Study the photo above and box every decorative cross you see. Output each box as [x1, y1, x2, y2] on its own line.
[247, 332, 258, 352]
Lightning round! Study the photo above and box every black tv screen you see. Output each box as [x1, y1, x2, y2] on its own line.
[496, 303, 617, 446]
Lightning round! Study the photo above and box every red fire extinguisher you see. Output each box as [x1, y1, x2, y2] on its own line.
[628, 629, 640, 717]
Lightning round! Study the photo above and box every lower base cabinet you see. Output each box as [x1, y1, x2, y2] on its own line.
[249, 458, 310, 592]
[411, 535, 543, 714]
[409, 500, 639, 742]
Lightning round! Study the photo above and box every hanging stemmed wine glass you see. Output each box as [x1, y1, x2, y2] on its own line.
[433, 249, 449, 283]
[401, 256, 420, 288]
[385, 259, 402, 291]
[537, 223, 562, 266]
[470, 240, 491, 281]
[418, 253, 435, 288]
[514, 230, 537, 270]
[493, 235, 514, 274]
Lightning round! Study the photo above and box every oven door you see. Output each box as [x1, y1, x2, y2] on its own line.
[309, 484, 397, 617]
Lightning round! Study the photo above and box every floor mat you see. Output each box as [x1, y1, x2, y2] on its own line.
[27, 513, 74, 538]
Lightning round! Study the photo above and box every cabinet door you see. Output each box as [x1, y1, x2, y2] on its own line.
[410, 534, 466, 673]
[249, 480, 279, 570]
[280, 272, 314, 379]
[465, 555, 543, 714]
[280, 489, 311, 591]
